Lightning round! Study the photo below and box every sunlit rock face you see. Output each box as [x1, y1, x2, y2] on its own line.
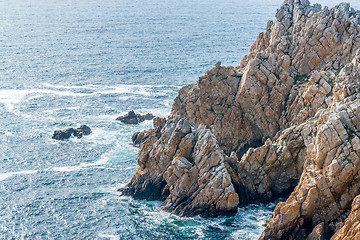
[123, 1, 360, 238]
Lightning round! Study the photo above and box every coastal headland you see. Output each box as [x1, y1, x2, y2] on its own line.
[122, 0, 360, 238]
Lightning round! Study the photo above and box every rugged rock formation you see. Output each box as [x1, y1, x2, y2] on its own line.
[226, 126, 305, 206]
[123, 0, 360, 239]
[171, 0, 360, 157]
[122, 117, 239, 217]
[261, 92, 360, 239]
[331, 195, 360, 240]
[131, 117, 166, 147]
[52, 125, 91, 140]
[116, 110, 154, 124]
[170, 62, 249, 154]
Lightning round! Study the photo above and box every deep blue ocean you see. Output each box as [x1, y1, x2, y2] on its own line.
[1, 0, 359, 239]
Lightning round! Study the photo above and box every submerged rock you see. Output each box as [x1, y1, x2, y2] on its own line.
[52, 128, 76, 140]
[123, 0, 360, 238]
[116, 111, 154, 124]
[52, 125, 91, 140]
[74, 125, 92, 138]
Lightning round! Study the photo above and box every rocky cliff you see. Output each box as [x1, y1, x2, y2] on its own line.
[122, 0, 360, 239]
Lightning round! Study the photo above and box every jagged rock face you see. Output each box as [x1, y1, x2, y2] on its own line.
[245, 0, 360, 74]
[131, 117, 166, 147]
[307, 222, 330, 240]
[124, 0, 360, 237]
[260, 48, 360, 240]
[280, 70, 335, 128]
[171, 0, 360, 157]
[331, 195, 360, 240]
[226, 127, 306, 206]
[170, 63, 254, 154]
[260, 106, 360, 239]
[122, 117, 239, 217]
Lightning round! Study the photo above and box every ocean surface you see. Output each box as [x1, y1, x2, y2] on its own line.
[1, 0, 360, 239]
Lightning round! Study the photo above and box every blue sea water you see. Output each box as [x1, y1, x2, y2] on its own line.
[1, 0, 360, 239]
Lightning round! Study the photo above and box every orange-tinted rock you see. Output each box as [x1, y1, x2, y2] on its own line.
[122, 118, 239, 217]
[331, 195, 360, 240]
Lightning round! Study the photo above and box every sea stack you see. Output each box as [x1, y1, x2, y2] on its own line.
[122, 0, 360, 238]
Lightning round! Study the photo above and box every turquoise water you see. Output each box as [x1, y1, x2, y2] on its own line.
[1, 0, 359, 239]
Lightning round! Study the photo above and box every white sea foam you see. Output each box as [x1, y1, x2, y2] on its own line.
[5, 131, 13, 136]
[39, 89, 88, 97]
[43, 83, 180, 97]
[194, 228, 205, 239]
[0, 89, 88, 113]
[0, 84, 179, 114]
[98, 234, 120, 240]
[43, 106, 81, 115]
[42, 82, 181, 90]
[52, 155, 110, 172]
[117, 183, 128, 189]
[81, 127, 119, 146]
[41, 83, 100, 90]
[0, 170, 37, 181]
[117, 96, 131, 101]
[1, 156, 111, 177]
[52, 165, 82, 172]
[84, 114, 119, 121]
[0, 89, 28, 112]
[97, 85, 151, 96]
[231, 230, 261, 239]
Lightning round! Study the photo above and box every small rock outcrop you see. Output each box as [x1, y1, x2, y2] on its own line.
[121, 117, 239, 217]
[52, 125, 91, 140]
[116, 111, 154, 124]
[122, 0, 360, 239]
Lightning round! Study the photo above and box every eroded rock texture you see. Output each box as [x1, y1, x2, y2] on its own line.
[122, 117, 239, 217]
[331, 195, 360, 240]
[261, 92, 360, 239]
[123, 0, 360, 239]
